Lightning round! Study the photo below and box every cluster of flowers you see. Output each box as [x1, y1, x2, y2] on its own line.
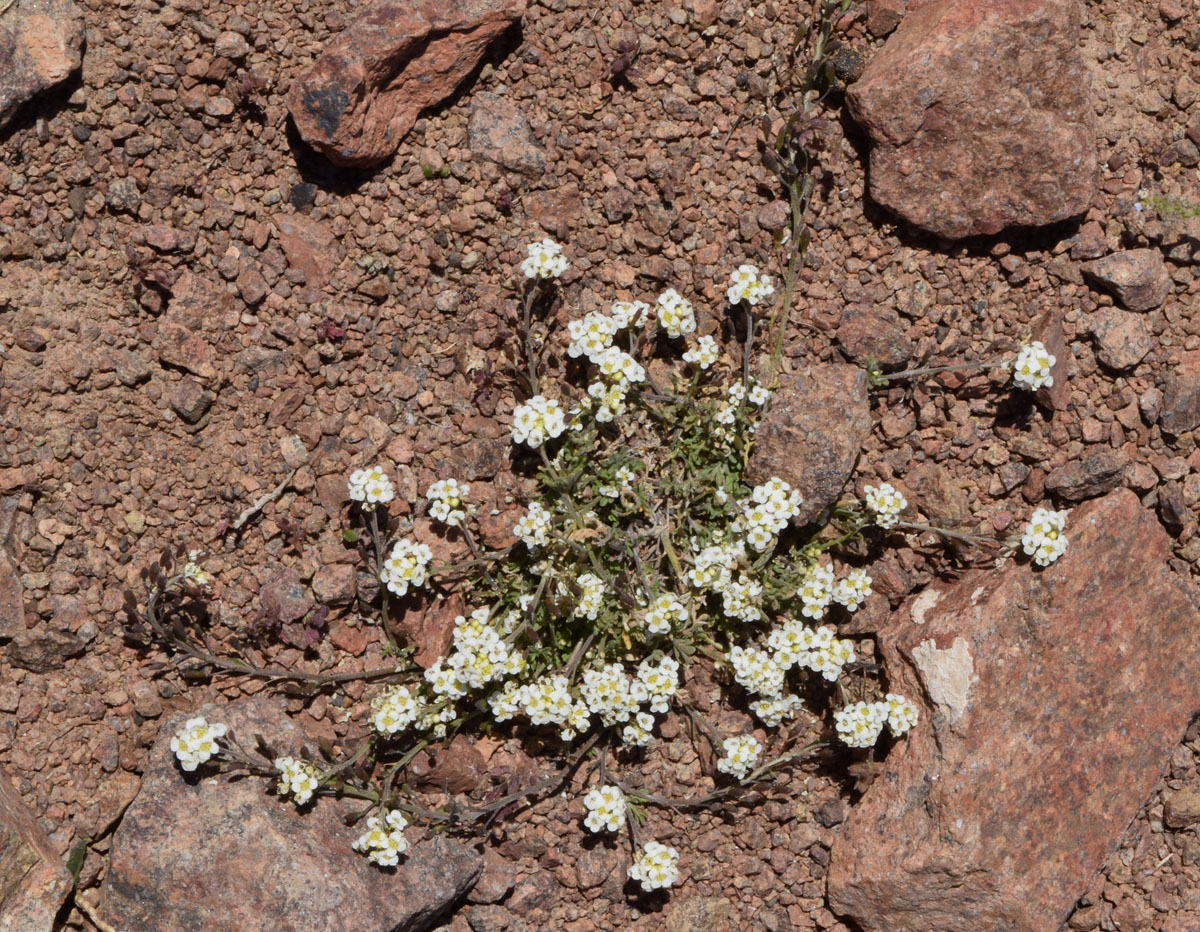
[687, 537, 764, 623]
[629, 841, 680, 892]
[426, 478, 468, 527]
[1011, 340, 1056, 392]
[352, 809, 410, 867]
[348, 466, 395, 510]
[1021, 506, 1069, 566]
[716, 735, 762, 780]
[521, 238, 569, 280]
[380, 538, 434, 598]
[427, 608, 526, 695]
[642, 592, 688, 637]
[864, 482, 907, 529]
[511, 395, 568, 448]
[682, 335, 720, 369]
[582, 784, 627, 834]
[274, 756, 320, 806]
[833, 694, 919, 749]
[655, 287, 696, 339]
[732, 477, 804, 553]
[726, 264, 775, 308]
[513, 500, 553, 549]
[170, 716, 226, 771]
[714, 378, 771, 434]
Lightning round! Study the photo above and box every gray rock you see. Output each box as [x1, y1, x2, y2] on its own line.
[1159, 356, 1200, 436]
[102, 697, 483, 932]
[468, 93, 545, 176]
[0, 548, 24, 639]
[1044, 452, 1126, 502]
[6, 627, 86, 672]
[0, 0, 84, 131]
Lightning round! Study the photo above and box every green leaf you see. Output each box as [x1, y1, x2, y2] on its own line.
[66, 840, 87, 885]
[342, 528, 359, 543]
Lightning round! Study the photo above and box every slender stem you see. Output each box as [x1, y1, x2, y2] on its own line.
[879, 358, 1004, 383]
[369, 508, 399, 652]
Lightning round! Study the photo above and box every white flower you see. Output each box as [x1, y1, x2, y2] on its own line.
[353, 809, 409, 867]
[797, 563, 835, 619]
[274, 756, 319, 806]
[655, 288, 696, 339]
[567, 312, 619, 362]
[587, 380, 628, 423]
[518, 674, 575, 726]
[636, 655, 680, 713]
[426, 478, 468, 527]
[610, 300, 650, 329]
[580, 663, 642, 726]
[831, 568, 872, 613]
[749, 694, 804, 727]
[737, 478, 803, 553]
[514, 501, 553, 549]
[629, 841, 680, 892]
[583, 784, 627, 833]
[717, 735, 762, 780]
[682, 335, 720, 369]
[487, 680, 523, 723]
[511, 395, 568, 448]
[768, 621, 856, 682]
[883, 693, 919, 736]
[1012, 340, 1056, 392]
[170, 716, 227, 771]
[594, 346, 646, 386]
[569, 572, 606, 620]
[371, 685, 424, 735]
[622, 710, 656, 746]
[348, 466, 394, 509]
[726, 264, 775, 307]
[379, 538, 434, 597]
[1021, 506, 1069, 567]
[833, 701, 887, 749]
[520, 238, 569, 279]
[748, 382, 771, 406]
[728, 645, 786, 698]
[181, 551, 212, 588]
[864, 482, 906, 529]
[643, 593, 687, 637]
[560, 701, 593, 742]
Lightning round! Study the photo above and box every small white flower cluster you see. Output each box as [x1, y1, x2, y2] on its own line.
[864, 482, 906, 529]
[274, 756, 320, 806]
[767, 621, 857, 682]
[686, 539, 762, 623]
[728, 645, 786, 697]
[371, 685, 424, 735]
[714, 378, 770, 433]
[353, 809, 409, 867]
[682, 335, 720, 369]
[1012, 340, 1056, 392]
[655, 288, 696, 339]
[643, 593, 688, 636]
[170, 716, 226, 771]
[611, 299, 650, 329]
[348, 466, 395, 510]
[568, 311, 620, 363]
[511, 395, 567, 448]
[834, 694, 919, 748]
[749, 694, 805, 727]
[514, 501, 553, 549]
[798, 563, 835, 618]
[832, 567, 872, 613]
[580, 663, 647, 728]
[430, 608, 526, 695]
[582, 784, 627, 834]
[181, 554, 212, 588]
[734, 477, 803, 553]
[567, 572, 606, 620]
[717, 735, 762, 780]
[629, 841, 680, 892]
[380, 538, 434, 597]
[1021, 506, 1069, 567]
[426, 479, 468, 527]
[726, 264, 775, 307]
[521, 238, 569, 280]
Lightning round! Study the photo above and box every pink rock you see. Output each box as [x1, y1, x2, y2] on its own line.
[847, 0, 1097, 239]
[827, 490, 1200, 932]
[1081, 249, 1172, 311]
[0, 547, 24, 639]
[274, 213, 338, 290]
[0, 0, 84, 131]
[0, 771, 72, 932]
[288, 0, 527, 168]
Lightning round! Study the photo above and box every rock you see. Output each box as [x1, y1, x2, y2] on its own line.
[236, 266, 269, 305]
[835, 304, 914, 370]
[1031, 309, 1070, 411]
[1165, 787, 1200, 829]
[274, 214, 338, 289]
[106, 177, 142, 214]
[846, 0, 1096, 239]
[0, 770, 73, 932]
[312, 564, 356, 606]
[468, 93, 545, 176]
[1044, 452, 1125, 502]
[169, 378, 214, 424]
[1089, 308, 1152, 371]
[827, 490, 1200, 932]
[467, 849, 518, 905]
[1081, 249, 1171, 311]
[154, 321, 217, 380]
[287, 0, 527, 168]
[867, 0, 910, 36]
[102, 698, 482, 932]
[756, 200, 791, 233]
[1159, 353, 1200, 437]
[6, 627, 86, 673]
[0, 548, 24, 639]
[114, 350, 152, 387]
[0, 0, 85, 131]
[214, 31, 250, 60]
[409, 734, 487, 794]
[394, 592, 465, 669]
[746, 364, 871, 525]
[259, 568, 313, 625]
[664, 895, 734, 932]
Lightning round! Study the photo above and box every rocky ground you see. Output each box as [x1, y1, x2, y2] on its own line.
[3, 0, 1200, 930]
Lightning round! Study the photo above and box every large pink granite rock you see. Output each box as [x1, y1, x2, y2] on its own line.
[288, 0, 526, 168]
[827, 489, 1200, 932]
[0, 771, 72, 932]
[847, 0, 1097, 239]
[0, 0, 84, 132]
